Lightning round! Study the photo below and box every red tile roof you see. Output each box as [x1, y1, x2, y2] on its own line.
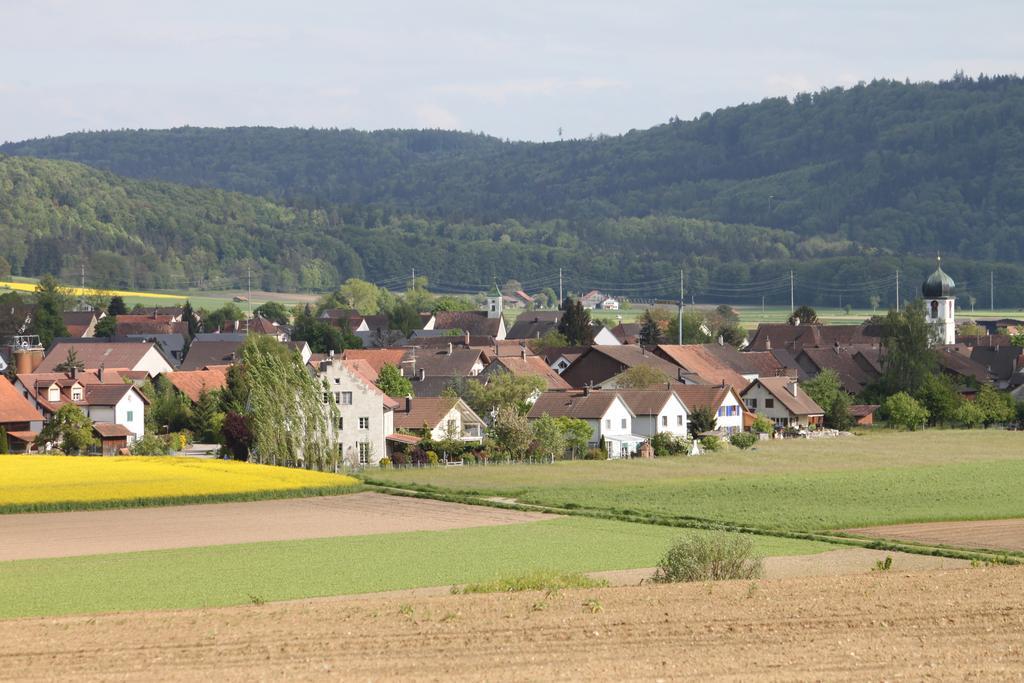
[0, 376, 44, 424]
[655, 345, 751, 389]
[489, 355, 572, 389]
[166, 367, 229, 403]
[342, 349, 408, 374]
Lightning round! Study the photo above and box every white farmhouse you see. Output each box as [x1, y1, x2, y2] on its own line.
[528, 389, 645, 458]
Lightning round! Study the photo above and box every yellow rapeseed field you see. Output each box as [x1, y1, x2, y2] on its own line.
[0, 456, 358, 509]
[0, 280, 186, 301]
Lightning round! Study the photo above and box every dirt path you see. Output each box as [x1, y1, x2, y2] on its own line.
[1, 567, 1020, 680]
[0, 492, 552, 561]
[847, 518, 1024, 553]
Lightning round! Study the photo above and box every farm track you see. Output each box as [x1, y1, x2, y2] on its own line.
[1, 567, 1021, 680]
[0, 492, 551, 561]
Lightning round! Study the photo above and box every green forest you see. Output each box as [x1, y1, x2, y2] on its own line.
[3, 73, 1024, 307]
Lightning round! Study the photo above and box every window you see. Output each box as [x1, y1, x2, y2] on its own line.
[338, 443, 344, 456]
[337, 417, 344, 430]
[747, 398, 757, 409]
[342, 392, 353, 405]
[677, 415, 683, 426]
[604, 419, 610, 428]
[334, 392, 340, 404]
[765, 398, 774, 409]
[446, 418, 456, 432]
[334, 378, 340, 384]
[323, 392, 330, 404]
[620, 418, 627, 429]
[127, 411, 134, 422]
[358, 442, 371, 465]
[359, 417, 369, 429]
[661, 415, 667, 427]
[71, 388, 83, 401]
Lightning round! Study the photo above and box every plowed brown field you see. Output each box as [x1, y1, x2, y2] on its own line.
[2, 567, 1021, 681]
[847, 518, 1024, 553]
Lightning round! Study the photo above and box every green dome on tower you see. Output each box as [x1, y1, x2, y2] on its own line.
[922, 258, 955, 298]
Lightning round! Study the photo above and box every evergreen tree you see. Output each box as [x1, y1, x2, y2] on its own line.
[557, 298, 594, 346]
[639, 310, 664, 346]
[787, 305, 819, 326]
[182, 300, 199, 340]
[107, 295, 127, 316]
[0, 426, 8, 454]
[687, 406, 716, 437]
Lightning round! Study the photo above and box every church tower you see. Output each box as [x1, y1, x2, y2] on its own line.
[922, 257, 956, 345]
[487, 283, 503, 319]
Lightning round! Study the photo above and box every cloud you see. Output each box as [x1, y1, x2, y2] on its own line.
[415, 103, 460, 129]
[764, 73, 815, 95]
[435, 77, 625, 103]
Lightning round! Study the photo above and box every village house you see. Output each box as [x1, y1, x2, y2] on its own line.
[315, 356, 397, 467]
[528, 389, 645, 458]
[579, 290, 607, 310]
[0, 376, 45, 453]
[614, 389, 689, 438]
[673, 384, 748, 435]
[654, 343, 756, 389]
[502, 290, 535, 309]
[505, 311, 561, 340]
[740, 377, 824, 429]
[15, 368, 148, 447]
[62, 311, 99, 338]
[559, 345, 687, 389]
[479, 349, 572, 391]
[36, 340, 174, 377]
[392, 396, 485, 452]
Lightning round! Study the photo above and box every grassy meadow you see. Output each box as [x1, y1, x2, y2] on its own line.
[0, 456, 359, 513]
[0, 517, 830, 618]
[368, 430, 1024, 531]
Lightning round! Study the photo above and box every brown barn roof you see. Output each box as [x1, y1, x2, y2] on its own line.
[672, 384, 736, 414]
[433, 311, 502, 337]
[36, 341, 160, 374]
[488, 355, 571, 390]
[655, 344, 751, 389]
[393, 397, 465, 430]
[342, 349, 408, 375]
[93, 423, 134, 438]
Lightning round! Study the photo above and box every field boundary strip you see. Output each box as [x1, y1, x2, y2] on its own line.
[0, 484, 363, 515]
[0, 280, 187, 301]
[363, 479, 1023, 566]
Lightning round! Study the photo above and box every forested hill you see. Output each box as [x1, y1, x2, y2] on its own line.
[5, 74, 1024, 264]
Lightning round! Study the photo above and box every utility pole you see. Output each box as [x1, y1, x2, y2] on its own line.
[558, 268, 563, 305]
[411, 267, 415, 292]
[761, 295, 765, 319]
[991, 271, 995, 311]
[895, 269, 900, 312]
[789, 270, 794, 313]
[247, 266, 252, 332]
[678, 269, 684, 345]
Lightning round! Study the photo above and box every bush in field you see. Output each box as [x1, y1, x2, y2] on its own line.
[653, 532, 763, 583]
[454, 570, 608, 594]
[729, 432, 757, 450]
[883, 392, 929, 431]
[377, 457, 391, 468]
[584, 447, 608, 460]
[131, 434, 172, 455]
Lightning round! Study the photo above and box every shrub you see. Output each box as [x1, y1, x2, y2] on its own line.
[130, 434, 172, 456]
[377, 457, 391, 468]
[649, 432, 689, 457]
[426, 450, 439, 466]
[699, 435, 722, 452]
[584, 447, 608, 460]
[653, 532, 763, 583]
[750, 415, 773, 434]
[729, 432, 757, 450]
[883, 392, 929, 431]
[955, 400, 985, 429]
[454, 570, 608, 594]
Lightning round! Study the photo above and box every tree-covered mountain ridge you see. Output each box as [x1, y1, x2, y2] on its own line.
[5, 73, 1024, 263]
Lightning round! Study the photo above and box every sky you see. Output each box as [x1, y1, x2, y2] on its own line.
[2, 0, 1022, 143]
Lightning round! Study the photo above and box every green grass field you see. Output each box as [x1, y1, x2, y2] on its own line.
[0, 517, 828, 618]
[369, 431, 1024, 531]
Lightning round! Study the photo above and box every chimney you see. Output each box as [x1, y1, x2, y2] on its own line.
[789, 381, 798, 397]
[418, 368, 426, 381]
[583, 385, 591, 397]
[447, 342, 453, 356]
[521, 347, 527, 360]
[718, 335, 724, 346]
[69, 366, 77, 380]
[464, 331, 470, 345]
[405, 396, 412, 413]
[98, 365, 104, 383]
[329, 349, 335, 358]
[765, 336, 771, 351]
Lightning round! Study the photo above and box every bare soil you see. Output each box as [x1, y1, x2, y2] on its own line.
[1, 567, 1021, 681]
[0, 492, 551, 561]
[847, 518, 1024, 553]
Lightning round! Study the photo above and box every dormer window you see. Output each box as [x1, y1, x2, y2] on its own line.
[47, 386, 60, 402]
[71, 387, 83, 401]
